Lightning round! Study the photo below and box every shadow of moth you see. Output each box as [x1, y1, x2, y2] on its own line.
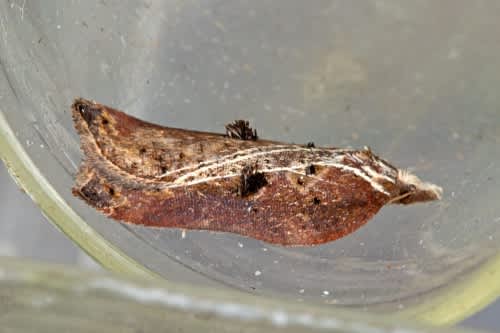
[72, 98, 442, 246]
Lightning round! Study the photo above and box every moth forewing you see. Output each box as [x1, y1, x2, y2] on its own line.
[72, 98, 442, 246]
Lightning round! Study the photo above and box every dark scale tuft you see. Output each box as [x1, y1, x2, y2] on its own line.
[239, 164, 268, 197]
[225, 120, 258, 141]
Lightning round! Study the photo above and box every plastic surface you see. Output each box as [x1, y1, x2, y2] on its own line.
[0, 257, 488, 333]
[1, 0, 499, 326]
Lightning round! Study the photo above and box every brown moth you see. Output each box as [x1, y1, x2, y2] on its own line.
[71, 98, 442, 246]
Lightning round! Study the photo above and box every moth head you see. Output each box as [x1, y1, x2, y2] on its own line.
[389, 169, 443, 204]
[72, 98, 103, 126]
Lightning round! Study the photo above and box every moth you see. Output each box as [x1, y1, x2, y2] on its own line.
[72, 98, 442, 246]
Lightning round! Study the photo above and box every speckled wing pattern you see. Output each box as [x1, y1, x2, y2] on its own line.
[71, 98, 442, 246]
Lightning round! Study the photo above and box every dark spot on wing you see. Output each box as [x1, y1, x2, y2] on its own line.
[305, 164, 316, 175]
[239, 164, 268, 197]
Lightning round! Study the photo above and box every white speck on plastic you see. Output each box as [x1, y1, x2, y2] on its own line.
[56, 24, 61, 29]
[448, 48, 460, 60]
[237, 242, 244, 248]
[322, 290, 330, 296]
[254, 270, 262, 277]
[489, 235, 494, 241]
[120, 35, 127, 48]
[414, 72, 424, 81]
[418, 239, 424, 245]
[262, 247, 268, 252]
[31, 295, 54, 308]
[299, 289, 305, 294]
[181, 230, 186, 239]
[271, 310, 287, 326]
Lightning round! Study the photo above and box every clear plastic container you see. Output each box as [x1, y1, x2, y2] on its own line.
[0, 256, 488, 333]
[1, 0, 499, 327]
